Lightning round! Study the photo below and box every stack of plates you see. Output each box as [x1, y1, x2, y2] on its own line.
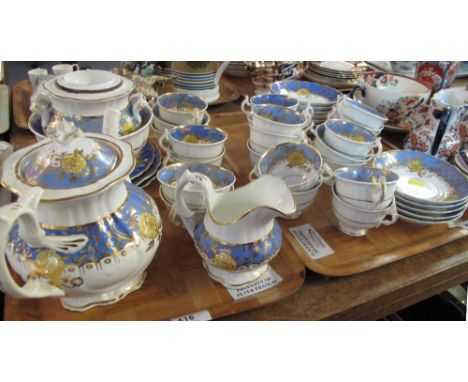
[270, 80, 343, 125]
[374, 150, 468, 225]
[130, 141, 162, 188]
[245, 61, 301, 94]
[225, 62, 249, 78]
[303, 61, 365, 91]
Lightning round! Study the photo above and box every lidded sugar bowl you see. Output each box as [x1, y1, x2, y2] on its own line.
[29, 69, 153, 154]
[0, 119, 162, 311]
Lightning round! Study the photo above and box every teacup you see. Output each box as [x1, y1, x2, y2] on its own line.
[353, 72, 431, 126]
[310, 124, 375, 164]
[152, 104, 210, 134]
[251, 142, 329, 192]
[336, 97, 388, 131]
[249, 123, 307, 152]
[28, 68, 49, 92]
[162, 147, 225, 167]
[157, 92, 208, 125]
[323, 119, 381, 157]
[332, 183, 398, 236]
[334, 166, 399, 209]
[52, 63, 80, 75]
[241, 94, 300, 114]
[159, 125, 227, 159]
[249, 104, 313, 135]
[327, 108, 383, 136]
[157, 163, 235, 209]
[286, 181, 322, 218]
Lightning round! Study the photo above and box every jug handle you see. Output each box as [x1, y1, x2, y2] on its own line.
[175, 170, 215, 219]
[0, 187, 88, 299]
[102, 109, 121, 138]
[214, 61, 231, 85]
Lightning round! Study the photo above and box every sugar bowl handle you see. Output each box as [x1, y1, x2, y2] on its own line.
[0, 187, 88, 299]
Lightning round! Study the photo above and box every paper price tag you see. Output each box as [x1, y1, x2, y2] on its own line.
[227, 268, 283, 300]
[171, 310, 212, 321]
[289, 224, 334, 260]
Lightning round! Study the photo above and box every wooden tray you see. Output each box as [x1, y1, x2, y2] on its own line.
[210, 114, 468, 276]
[4, 128, 305, 320]
[11, 79, 32, 129]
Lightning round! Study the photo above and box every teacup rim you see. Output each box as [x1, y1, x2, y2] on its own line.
[169, 124, 228, 146]
[334, 166, 399, 185]
[252, 104, 307, 126]
[157, 92, 208, 114]
[324, 119, 376, 145]
[360, 71, 432, 94]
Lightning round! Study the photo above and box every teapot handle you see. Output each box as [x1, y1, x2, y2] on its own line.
[175, 170, 215, 220]
[0, 187, 88, 299]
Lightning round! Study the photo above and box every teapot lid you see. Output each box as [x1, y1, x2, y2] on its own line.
[1, 117, 134, 202]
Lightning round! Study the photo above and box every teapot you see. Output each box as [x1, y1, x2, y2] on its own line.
[0, 119, 162, 311]
[171, 61, 230, 103]
[29, 70, 153, 155]
[174, 170, 295, 287]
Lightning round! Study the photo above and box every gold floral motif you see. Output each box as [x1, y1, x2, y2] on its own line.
[211, 249, 237, 271]
[287, 151, 306, 167]
[120, 121, 137, 136]
[138, 213, 159, 240]
[30, 250, 66, 287]
[60, 150, 87, 174]
[370, 176, 378, 184]
[296, 89, 310, 96]
[182, 134, 200, 143]
[408, 179, 426, 187]
[407, 160, 424, 176]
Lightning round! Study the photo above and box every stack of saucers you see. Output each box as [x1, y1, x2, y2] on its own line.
[374, 150, 468, 225]
[245, 61, 301, 94]
[244, 102, 313, 168]
[331, 166, 399, 236]
[250, 142, 330, 217]
[151, 92, 211, 136]
[225, 62, 249, 78]
[130, 141, 162, 188]
[309, 119, 382, 170]
[303, 61, 365, 91]
[327, 96, 388, 136]
[270, 80, 343, 125]
[156, 163, 236, 224]
[159, 124, 227, 167]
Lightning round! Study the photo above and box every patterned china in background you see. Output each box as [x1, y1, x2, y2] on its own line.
[416, 61, 460, 93]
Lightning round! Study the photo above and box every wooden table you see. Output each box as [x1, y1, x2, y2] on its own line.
[3, 74, 468, 320]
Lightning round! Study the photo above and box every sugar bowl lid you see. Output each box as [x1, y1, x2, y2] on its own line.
[1, 118, 134, 202]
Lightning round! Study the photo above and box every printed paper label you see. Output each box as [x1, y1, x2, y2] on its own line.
[289, 223, 334, 260]
[227, 268, 283, 300]
[171, 310, 212, 321]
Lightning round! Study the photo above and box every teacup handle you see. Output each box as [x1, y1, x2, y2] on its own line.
[378, 203, 398, 227]
[370, 138, 383, 157]
[71, 63, 80, 71]
[321, 162, 334, 186]
[249, 167, 259, 181]
[0, 187, 88, 299]
[129, 92, 152, 126]
[241, 95, 252, 116]
[162, 152, 172, 167]
[349, 85, 366, 100]
[371, 176, 387, 204]
[158, 129, 172, 153]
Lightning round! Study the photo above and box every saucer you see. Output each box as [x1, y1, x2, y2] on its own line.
[130, 141, 158, 180]
[132, 148, 161, 187]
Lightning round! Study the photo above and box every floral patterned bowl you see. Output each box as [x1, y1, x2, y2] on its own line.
[353, 72, 431, 126]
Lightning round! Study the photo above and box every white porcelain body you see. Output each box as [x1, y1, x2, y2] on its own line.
[250, 107, 313, 136]
[332, 185, 398, 236]
[249, 124, 307, 150]
[52, 64, 79, 75]
[163, 148, 225, 167]
[173, 85, 221, 104]
[323, 123, 380, 157]
[247, 140, 262, 167]
[153, 108, 210, 134]
[336, 97, 388, 131]
[158, 128, 226, 160]
[157, 96, 207, 125]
